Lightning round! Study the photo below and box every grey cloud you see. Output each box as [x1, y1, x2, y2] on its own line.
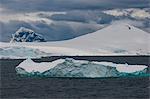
[0, 0, 149, 12]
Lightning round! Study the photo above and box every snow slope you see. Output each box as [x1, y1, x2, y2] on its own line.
[0, 22, 149, 58]
[16, 58, 148, 77]
[47, 22, 149, 54]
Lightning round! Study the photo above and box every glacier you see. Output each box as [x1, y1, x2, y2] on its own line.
[15, 58, 148, 78]
[0, 46, 51, 59]
[10, 27, 46, 42]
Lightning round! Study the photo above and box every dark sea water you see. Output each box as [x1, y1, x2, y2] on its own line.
[0, 56, 150, 99]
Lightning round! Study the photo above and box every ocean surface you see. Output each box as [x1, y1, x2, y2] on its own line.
[0, 56, 150, 99]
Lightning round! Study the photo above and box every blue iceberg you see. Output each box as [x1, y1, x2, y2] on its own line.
[15, 58, 149, 78]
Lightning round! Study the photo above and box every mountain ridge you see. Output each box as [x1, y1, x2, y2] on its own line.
[10, 27, 46, 43]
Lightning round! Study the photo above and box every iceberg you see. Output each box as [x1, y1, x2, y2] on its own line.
[15, 58, 148, 78]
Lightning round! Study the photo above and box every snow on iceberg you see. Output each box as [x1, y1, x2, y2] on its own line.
[15, 58, 148, 78]
[16, 58, 65, 73]
[10, 27, 46, 42]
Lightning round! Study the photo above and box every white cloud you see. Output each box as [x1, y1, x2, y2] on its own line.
[103, 9, 128, 16]
[0, 11, 66, 25]
[130, 9, 150, 19]
[103, 8, 150, 19]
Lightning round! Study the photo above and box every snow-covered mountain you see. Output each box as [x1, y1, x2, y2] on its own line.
[38, 22, 149, 55]
[0, 22, 149, 58]
[10, 27, 46, 42]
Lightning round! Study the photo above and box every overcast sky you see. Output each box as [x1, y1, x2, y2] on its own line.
[0, 0, 150, 42]
[0, 0, 150, 12]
